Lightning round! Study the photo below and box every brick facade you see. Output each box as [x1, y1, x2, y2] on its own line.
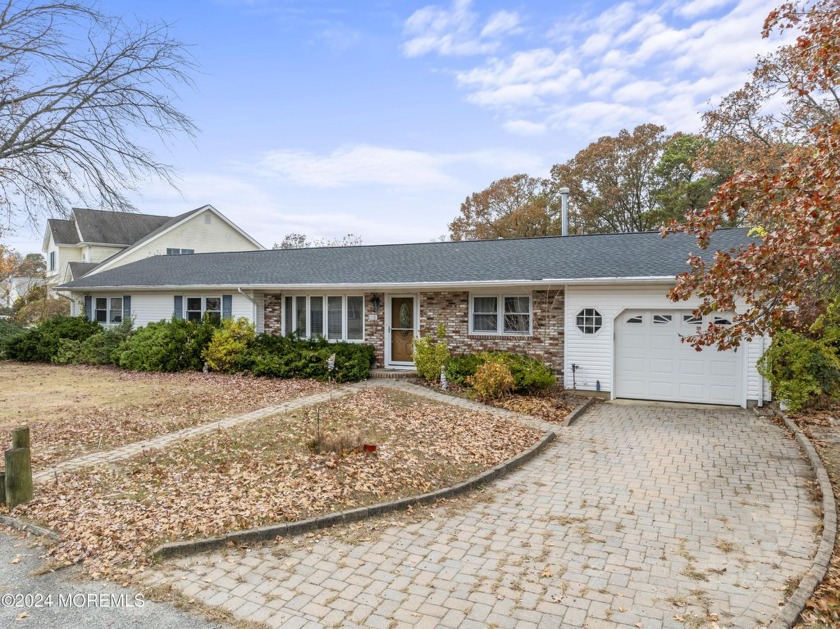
[259, 289, 565, 373]
[264, 293, 283, 335]
[418, 290, 565, 374]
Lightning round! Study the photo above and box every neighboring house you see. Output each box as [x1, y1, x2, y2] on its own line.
[1, 276, 43, 308]
[58, 228, 771, 408]
[42, 205, 263, 291]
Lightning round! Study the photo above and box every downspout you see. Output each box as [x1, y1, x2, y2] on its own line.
[757, 334, 765, 407]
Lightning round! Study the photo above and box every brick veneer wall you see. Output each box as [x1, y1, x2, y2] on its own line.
[260, 289, 564, 373]
[365, 292, 385, 368]
[419, 290, 565, 374]
[264, 294, 283, 335]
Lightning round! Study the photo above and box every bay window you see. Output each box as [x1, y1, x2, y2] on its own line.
[284, 295, 364, 342]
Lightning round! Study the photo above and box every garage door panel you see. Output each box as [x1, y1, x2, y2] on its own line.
[616, 310, 741, 406]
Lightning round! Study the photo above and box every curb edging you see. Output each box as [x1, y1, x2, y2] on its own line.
[0, 514, 61, 541]
[152, 429, 557, 560]
[563, 396, 598, 427]
[767, 405, 837, 629]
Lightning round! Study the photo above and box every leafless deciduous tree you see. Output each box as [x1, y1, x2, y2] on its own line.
[0, 1, 197, 226]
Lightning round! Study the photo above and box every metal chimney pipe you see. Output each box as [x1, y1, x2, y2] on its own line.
[559, 187, 570, 236]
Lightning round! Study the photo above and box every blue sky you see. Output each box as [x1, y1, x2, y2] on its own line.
[7, 0, 782, 254]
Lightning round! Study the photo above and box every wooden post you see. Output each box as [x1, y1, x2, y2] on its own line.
[4, 448, 33, 508]
[0, 472, 5, 505]
[11, 427, 30, 450]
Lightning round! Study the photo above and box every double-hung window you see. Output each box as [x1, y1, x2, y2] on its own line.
[186, 296, 221, 323]
[93, 297, 124, 325]
[470, 294, 531, 335]
[284, 295, 364, 341]
[166, 248, 194, 255]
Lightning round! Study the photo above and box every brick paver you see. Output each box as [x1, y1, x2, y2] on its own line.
[145, 398, 819, 628]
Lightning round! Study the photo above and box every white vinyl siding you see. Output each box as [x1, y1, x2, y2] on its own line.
[564, 284, 768, 407]
[79, 292, 253, 329]
[87, 209, 259, 274]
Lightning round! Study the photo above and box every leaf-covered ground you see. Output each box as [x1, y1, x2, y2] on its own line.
[0, 362, 327, 469]
[6, 388, 543, 580]
[789, 401, 840, 627]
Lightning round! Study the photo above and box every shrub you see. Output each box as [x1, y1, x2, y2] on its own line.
[115, 318, 217, 372]
[466, 359, 515, 402]
[78, 321, 134, 365]
[203, 318, 256, 372]
[5, 315, 100, 362]
[758, 327, 840, 411]
[489, 352, 555, 393]
[445, 353, 483, 385]
[52, 338, 83, 364]
[0, 319, 26, 358]
[445, 351, 554, 392]
[412, 324, 450, 382]
[238, 334, 375, 382]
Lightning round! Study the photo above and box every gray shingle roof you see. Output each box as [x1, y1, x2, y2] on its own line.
[72, 208, 172, 245]
[60, 228, 754, 290]
[67, 262, 101, 280]
[47, 218, 80, 245]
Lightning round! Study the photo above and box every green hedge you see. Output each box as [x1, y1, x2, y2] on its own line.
[237, 334, 374, 383]
[5, 316, 101, 362]
[445, 351, 555, 393]
[0, 319, 26, 358]
[115, 318, 218, 372]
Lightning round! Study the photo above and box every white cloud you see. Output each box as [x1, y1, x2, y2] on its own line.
[421, 0, 783, 138]
[502, 120, 547, 136]
[401, 0, 522, 57]
[253, 144, 544, 189]
[480, 10, 521, 38]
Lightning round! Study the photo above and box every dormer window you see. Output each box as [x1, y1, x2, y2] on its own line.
[166, 248, 194, 255]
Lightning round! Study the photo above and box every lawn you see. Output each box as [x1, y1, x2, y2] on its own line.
[8, 387, 544, 579]
[0, 362, 327, 469]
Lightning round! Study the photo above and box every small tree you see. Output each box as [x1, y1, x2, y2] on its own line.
[412, 324, 450, 382]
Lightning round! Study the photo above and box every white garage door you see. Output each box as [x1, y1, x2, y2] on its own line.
[615, 310, 742, 405]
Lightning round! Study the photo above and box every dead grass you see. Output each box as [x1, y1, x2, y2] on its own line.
[6, 388, 543, 580]
[0, 361, 327, 469]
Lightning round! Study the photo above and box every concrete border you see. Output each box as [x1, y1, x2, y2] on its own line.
[152, 428, 556, 560]
[0, 514, 60, 541]
[563, 397, 598, 427]
[767, 405, 837, 629]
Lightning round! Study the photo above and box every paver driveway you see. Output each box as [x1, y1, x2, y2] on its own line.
[147, 402, 819, 628]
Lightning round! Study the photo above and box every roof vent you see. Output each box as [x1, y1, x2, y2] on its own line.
[559, 187, 570, 236]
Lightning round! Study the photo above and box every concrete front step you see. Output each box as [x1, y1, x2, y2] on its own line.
[368, 369, 419, 380]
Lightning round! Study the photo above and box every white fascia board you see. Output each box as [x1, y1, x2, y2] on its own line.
[59, 276, 678, 293]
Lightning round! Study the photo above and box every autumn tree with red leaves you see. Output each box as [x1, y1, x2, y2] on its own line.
[666, 0, 840, 349]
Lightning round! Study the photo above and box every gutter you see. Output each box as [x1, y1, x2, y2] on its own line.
[57, 277, 678, 293]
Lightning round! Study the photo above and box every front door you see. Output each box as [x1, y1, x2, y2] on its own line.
[389, 296, 415, 364]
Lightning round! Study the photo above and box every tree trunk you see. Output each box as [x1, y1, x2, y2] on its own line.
[11, 427, 30, 449]
[4, 448, 33, 509]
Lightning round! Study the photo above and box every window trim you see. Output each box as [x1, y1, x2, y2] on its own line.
[93, 295, 124, 326]
[282, 294, 366, 343]
[576, 308, 603, 335]
[184, 295, 222, 322]
[468, 293, 532, 336]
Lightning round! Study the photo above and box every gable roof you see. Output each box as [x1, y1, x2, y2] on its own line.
[71, 208, 172, 245]
[67, 262, 101, 281]
[47, 218, 81, 245]
[59, 228, 754, 291]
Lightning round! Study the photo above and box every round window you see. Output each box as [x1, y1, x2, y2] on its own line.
[576, 308, 602, 334]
